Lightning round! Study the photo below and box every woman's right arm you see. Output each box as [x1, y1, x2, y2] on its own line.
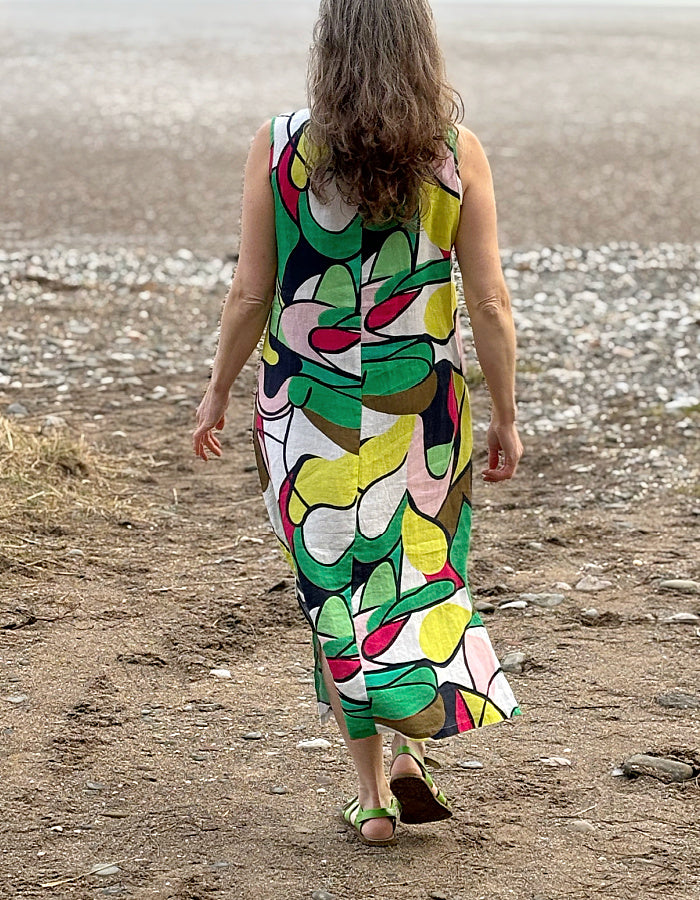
[192, 120, 277, 461]
[453, 124, 523, 482]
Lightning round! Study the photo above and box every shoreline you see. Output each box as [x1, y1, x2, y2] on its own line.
[1, 2, 699, 254]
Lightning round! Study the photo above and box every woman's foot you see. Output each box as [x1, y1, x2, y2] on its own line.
[389, 738, 439, 796]
[389, 737, 453, 824]
[353, 783, 396, 842]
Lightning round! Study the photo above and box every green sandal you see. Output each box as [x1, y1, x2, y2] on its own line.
[389, 744, 453, 825]
[342, 795, 400, 846]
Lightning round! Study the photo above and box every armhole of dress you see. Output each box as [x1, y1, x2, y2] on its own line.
[447, 124, 464, 207]
[269, 116, 276, 180]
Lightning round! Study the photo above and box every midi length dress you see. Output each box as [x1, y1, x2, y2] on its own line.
[254, 110, 521, 741]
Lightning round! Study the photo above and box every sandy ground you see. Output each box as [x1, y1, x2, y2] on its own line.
[1, 2, 699, 899]
[1, 343, 698, 899]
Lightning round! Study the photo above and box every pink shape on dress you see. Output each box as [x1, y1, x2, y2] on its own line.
[366, 290, 419, 331]
[277, 141, 300, 219]
[310, 327, 360, 353]
[362, 617, 407, 659]
[278, 473, 297, 544]
[455, 689, 475, 731]
[328, 657, 362, 682]
[406, 416, 452, 517]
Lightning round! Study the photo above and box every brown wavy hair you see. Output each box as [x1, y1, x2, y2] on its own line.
[305, 0, 462, 228]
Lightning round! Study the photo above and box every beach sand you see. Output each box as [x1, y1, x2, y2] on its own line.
[1, 1, 698, 254]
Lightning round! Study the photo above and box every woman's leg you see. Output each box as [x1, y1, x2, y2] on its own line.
[318, 649, 395, 842]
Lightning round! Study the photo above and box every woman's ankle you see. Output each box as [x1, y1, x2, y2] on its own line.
[358, 779, 392, 809]
[391, 735, 425, 758]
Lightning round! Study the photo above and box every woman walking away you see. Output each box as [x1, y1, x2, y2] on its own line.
[193, 0, 523, 847]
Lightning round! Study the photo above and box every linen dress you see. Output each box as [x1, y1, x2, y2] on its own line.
[254, 110, 521, 741]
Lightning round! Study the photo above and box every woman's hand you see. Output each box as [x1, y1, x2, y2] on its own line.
[481, 419, 523, 482]
[192, 385, 229, 461]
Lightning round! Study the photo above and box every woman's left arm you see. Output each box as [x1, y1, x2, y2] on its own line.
[193, 120, 276, 461]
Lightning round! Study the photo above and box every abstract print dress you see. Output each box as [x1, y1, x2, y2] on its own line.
[254, 110, 520, 741]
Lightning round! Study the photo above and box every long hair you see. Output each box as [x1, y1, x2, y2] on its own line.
[306, 0, 462, 228]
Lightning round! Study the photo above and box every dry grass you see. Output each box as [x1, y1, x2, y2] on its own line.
[0, 416, 132, 575]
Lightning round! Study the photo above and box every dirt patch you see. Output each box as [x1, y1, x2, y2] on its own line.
[1, 361, 698, 899]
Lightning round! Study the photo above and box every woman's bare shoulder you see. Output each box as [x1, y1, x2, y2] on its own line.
[455, 124, 493, 186]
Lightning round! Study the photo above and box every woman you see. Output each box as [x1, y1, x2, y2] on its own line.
[193, 0, 523, 847]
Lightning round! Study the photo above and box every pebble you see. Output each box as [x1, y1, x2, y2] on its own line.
[500, 651, 528, 673]
[581, 607, 600, 620]
[41, 414, 67, 430]
[428, 893, 449, 900]
[474, 600, 496, 613]
[89, 863, 121, 877]
[209, 668, 232, 679]
[499, 600, 528, 610]
[539, 756, 572, 767]
[311, 892, 336, 900]
[5, 402, 28, 417]
[566, 819, 595, 834]
[659, 579, 700, 595]
[621, 754, 695, 783]
[520, 592, 564, 608]
[242, 731, 264, 741]
[457, 759, 484, 770]
[656, 690, 700, 710]
[297, 738, 332, 751]
[575, 575, 613, 592]
[270, 785, 289, 794]
[85, 781, 105, 791]
[553, 582, 572, 591]
[3, 694, 29, 704]
[661, 612, 700, 625]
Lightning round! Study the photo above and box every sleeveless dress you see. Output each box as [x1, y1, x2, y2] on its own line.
[254, 110, 521, 741]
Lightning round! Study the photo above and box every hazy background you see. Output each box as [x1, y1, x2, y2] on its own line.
[1, 0, 698, 254]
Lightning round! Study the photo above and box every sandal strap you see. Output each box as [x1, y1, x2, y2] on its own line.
[343, 796, 399, 827]
[355, 803, 398, 825]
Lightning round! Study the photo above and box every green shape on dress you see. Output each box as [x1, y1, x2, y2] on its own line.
[316, 593, 353, 639]
[315, 264, 357, 308]
[366, 663, 438, 720]
[292, 532, 354, 593]
[288, 361, 361, 429]
[373, 257, 451, 304]
[448, 500, 472, 574]
[354, 500, 407, 565]
[362, 339, 434, 396]
[322, 635, 357, 659]
[468, 609, 483, 629]
[317, 308, 360, 330]
[359, 561, 397, 612]
[371, 231, 412, 280]
[427, 442, 453, 479]
[271, 182, 301, 276]
[367, 579, 455, 632]
[298, 192, 362, 262]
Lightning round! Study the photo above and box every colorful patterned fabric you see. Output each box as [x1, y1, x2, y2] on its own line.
[254, 109, 520, 740]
